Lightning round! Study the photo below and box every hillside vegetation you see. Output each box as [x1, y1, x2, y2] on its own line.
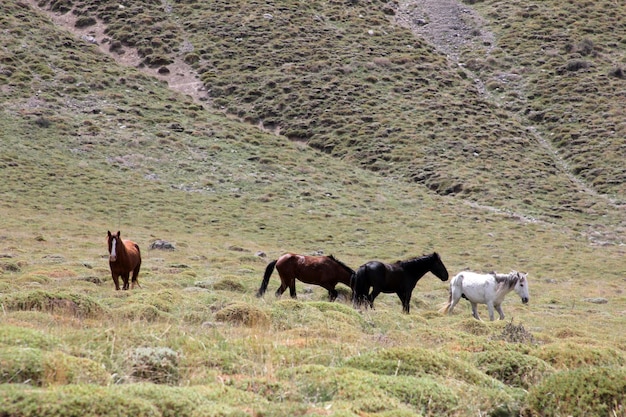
[1, 0, 624, 416]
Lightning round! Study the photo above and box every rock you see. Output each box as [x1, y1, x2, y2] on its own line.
[584, 297, 608, 304]
[148, 240, 175, 251]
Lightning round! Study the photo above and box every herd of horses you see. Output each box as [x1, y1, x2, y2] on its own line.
[107, 231, 530, 321]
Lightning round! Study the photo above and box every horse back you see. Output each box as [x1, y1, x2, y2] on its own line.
[354, 261, 386, 288]
[452, 271, 496, 303]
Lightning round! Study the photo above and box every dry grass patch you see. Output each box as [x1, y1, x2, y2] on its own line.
[215, 303, 270, 328]
[0, 290, 106, 319]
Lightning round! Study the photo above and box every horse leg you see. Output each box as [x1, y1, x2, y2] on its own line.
[328, 288, 338, 302]
[274, 282, 287, 298]
[486, 302, 496, 321]
[288, 278, 297, 299]
[471, 302, 482, 321]
[368, 288, 381, 309]
[274, 270, 290, 298]
[111, 273, 120, 291]
[495, 304, 505, 320]
[399, 291, 411, 314]
[122, 273, 130, 290]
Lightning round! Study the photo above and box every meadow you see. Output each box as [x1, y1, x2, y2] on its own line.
[1, 0, 625, 416]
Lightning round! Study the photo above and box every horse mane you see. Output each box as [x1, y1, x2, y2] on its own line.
[327, 254, 355, 274]
[494, 271, 520, 290]
[398, 252, 438, 268]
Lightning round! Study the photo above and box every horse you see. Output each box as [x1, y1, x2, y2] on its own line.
[106, 230, 142, 290]
[440, 271, 529, 321]
[351, 252, 449, 314]
[256, 253, 355, 301]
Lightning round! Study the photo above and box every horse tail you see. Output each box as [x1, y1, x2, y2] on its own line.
[257, 260, 277, 297]
[350, 271, 358, 304]
[132, 243, 142, 289]
[351, 266, 369, 306]
[438, 286, 452, 314]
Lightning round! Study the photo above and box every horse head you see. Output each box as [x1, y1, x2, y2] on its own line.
[431, 252, 449, 282]
[514, 272, 530, 304]
[107, 230, 121, 263]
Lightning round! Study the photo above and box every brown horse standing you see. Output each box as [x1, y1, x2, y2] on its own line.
[106, 230, 141, 290]
[256, 253, 354, 301]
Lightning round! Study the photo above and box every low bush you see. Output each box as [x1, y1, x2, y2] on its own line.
[0, 325, 57, 349]
[213, 278, 246, 292]
[473, 350, 555, 389]
[0, 347, 111, 386]
[523, 366, 626, 416]
[492, 321, 535, 344]
[129, 347, 181, 385]
[115, 303, 165, 322]
[344, 347, 500, 388]
[43, 351, 111, 386]
[0, 346, 43, 384]
[532, 342, 625, 369]
[215, 303, 270, 328]
[0, 384, 159, 417]
[0, 290, 106, 318]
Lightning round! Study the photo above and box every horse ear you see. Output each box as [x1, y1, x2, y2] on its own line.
[107, 231, 112, 237]
[116, 231, 121, 237]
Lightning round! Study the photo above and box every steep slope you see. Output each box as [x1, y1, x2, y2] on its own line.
[17, 0, 624, 244]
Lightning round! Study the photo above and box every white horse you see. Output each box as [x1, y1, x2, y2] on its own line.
[440, 271, 529, 321]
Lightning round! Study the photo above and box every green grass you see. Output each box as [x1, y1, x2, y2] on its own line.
[1, 0, 625, 416]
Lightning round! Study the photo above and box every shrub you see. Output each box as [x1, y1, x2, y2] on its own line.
[532, 342, 625, 369]
[491, 320, 535, 344]
[344, 347, 500, 388]
[0, 346, 43, 384]
[0, 290, 106, 318]
[278, 364, 401, 412]
[378, 374, 460, 416]
[75, 16, 97, 28]
[213, 278, 245, 292]
[43, 351, 111, 386]
[129, 347, 181, 385]
[115, 303, 165, 322]
[128, 290, 180, 313]
[0, 384, 159, 417]
[269, 300, 326, 331]
[215, 303, 269, 328]
[0, 348, 110, 386]
[564, 60, 590, 72]
[0, 325, 57, 349]
[456, 318, 491, 336]
[473, 350, 555, 389]
[523, 366, 626, 417]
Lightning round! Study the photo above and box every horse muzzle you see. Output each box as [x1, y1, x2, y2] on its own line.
[522, 297, 529, 304]
[109, 255, 117, 262]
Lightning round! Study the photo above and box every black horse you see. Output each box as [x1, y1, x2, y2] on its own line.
[351, 252, 449, 314]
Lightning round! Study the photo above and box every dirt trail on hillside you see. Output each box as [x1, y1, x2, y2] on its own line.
[26, 0, 490, 104]
[393, 0, 495, 62]
[25, 0, 209, 104]
[392, 0, 496, 95]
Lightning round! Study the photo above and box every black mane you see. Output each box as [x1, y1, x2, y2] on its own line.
[399, 252, 438, 268]
[328, 254, 355, 275]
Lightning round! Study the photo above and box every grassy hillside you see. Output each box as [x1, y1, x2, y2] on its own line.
[1, 1, 625, 416]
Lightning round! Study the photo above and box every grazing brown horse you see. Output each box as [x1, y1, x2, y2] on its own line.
[256, 253, 354, 301]
[106, 230, 141, 290]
